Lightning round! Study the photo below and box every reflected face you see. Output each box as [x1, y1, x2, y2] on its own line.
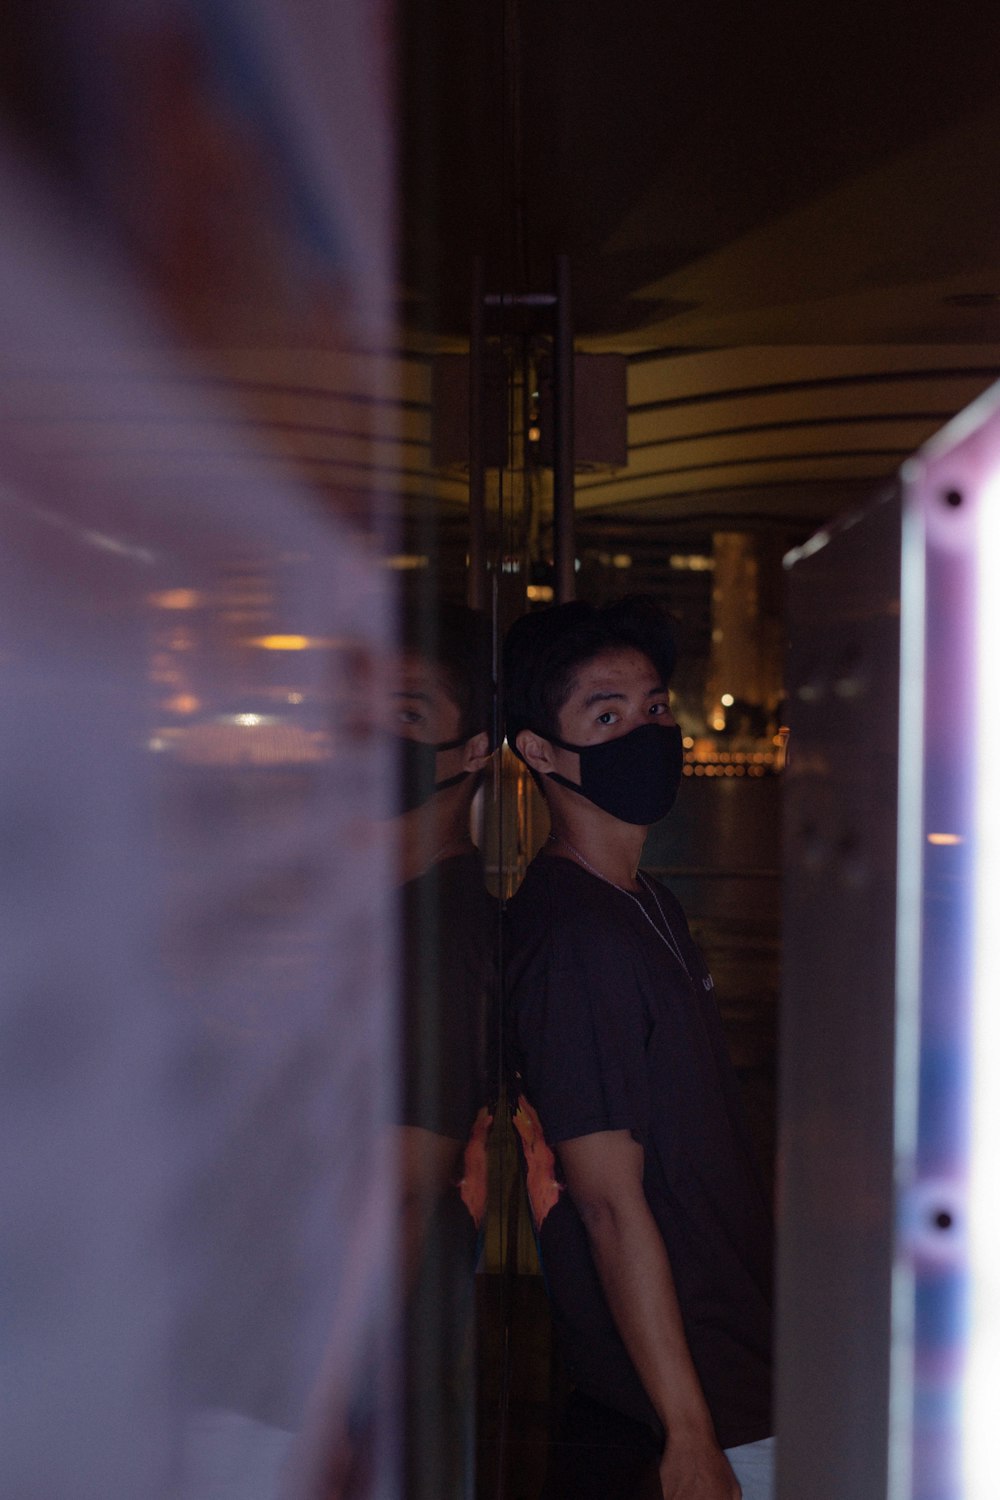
[377, 651, 464, 746]
[555, 647, 675, 749]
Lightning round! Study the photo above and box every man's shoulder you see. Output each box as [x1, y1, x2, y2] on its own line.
[508, 856, 621, 928]
[505, 857, 643, 983]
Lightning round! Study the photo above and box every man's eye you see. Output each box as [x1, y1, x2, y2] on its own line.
[596, 710, 618, 725]
[649, 702, 670, 715]
[398, 708, 424, 725]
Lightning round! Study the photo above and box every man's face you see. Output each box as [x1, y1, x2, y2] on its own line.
[377, 651, 464, 746]
[554, 647, 675, 759]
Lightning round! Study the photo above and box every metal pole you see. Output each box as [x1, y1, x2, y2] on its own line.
[468, 258, 487, 611]
[553, 254, 575, 603]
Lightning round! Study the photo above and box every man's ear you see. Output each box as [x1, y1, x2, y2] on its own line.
[514, 729, 555, 776]
[461, 730, 492, 773]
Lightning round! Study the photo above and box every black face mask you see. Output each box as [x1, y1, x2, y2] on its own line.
[544, 721, 684, 825]
[395, 732, 469, 813]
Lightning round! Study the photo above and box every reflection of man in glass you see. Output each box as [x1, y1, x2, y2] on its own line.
[381, 599, 495, 1251]
[503, 597, 774, 1500]
[379, 599, 497, 1500]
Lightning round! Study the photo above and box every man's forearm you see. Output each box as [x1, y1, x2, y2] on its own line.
[557, 1130, 739, 1498]
[576, 1184, 716, 1442]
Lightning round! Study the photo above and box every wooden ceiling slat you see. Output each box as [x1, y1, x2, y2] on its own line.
[626, 345, 1000, 408]
[627, 411, 954, 451]
[577, 420, 938, 491]
[627, 378, 991, 445]
[574, 453, 908, 510]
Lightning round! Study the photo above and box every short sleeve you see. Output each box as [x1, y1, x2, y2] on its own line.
[505, 876, 651, 1145]
[400, 860, 497, 1139]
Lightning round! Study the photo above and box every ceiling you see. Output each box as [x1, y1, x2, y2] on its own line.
[393, 0, 1000, 533]
[15, 4, 996, 552]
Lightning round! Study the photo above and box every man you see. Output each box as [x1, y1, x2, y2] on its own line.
[504, 596, 774, 1500]
[322, 597, 497, 1500]
[386, 598, 497, 1283]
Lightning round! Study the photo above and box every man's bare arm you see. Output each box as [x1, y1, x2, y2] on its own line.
[558, 1129, 740, 1500]
[396, 1124, 464, 1296]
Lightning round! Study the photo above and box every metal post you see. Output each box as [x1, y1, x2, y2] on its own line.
[553, 254, 575, 602]
[468, 258, 487, 612]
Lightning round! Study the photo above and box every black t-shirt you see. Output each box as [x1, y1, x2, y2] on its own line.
[397, 852, 498, 1493]
[400, 849, 498, 1147]
[505, 854, 773, 1450]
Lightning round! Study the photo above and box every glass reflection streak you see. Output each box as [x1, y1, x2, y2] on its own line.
[899, 386, 1000, 1500]
[0, 19, 399, 1496]
[968, 461, 1000, 1500]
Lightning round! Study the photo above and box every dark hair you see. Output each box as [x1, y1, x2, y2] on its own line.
[400, 595, 495, 744]
[503, 595, 677, 751]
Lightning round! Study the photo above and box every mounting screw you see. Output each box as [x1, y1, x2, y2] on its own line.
[943, 489, 963, 508]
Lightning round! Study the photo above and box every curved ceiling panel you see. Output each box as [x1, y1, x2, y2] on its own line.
[577, 346, 1000, 522]
[399, 0, 1000, 534]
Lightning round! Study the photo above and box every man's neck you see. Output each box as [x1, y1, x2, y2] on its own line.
[396, 793, 476, 886]
[545, 791, 647, 892]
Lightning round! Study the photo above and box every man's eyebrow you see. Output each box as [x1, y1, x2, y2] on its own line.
[390, 688, 432, 703]
[583, 689, 626, 707]
[581, 683, 670, 707]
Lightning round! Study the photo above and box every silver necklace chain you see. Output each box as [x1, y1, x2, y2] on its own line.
[548, 835, 711, 988]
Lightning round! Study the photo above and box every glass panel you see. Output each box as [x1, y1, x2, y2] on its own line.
[0, 4, 402, 1498]
[396, 13, 508, 1500]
